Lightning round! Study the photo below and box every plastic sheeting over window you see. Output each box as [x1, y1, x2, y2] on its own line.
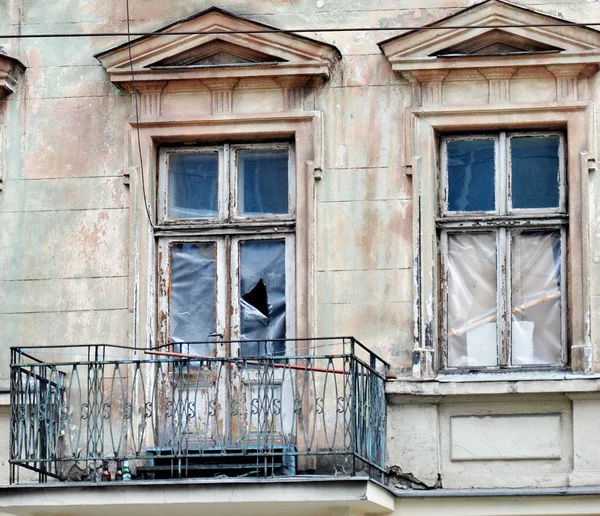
[168, 151, 219, 219]
[239, 239, 286, 357]
[447, 233, 497, 367]
[237, 149, 289, 216]
[511, 231, 562, 365]
[169, 242, 217, 356]
[510, 136, 560, 209]
[447, 138, 495, 212]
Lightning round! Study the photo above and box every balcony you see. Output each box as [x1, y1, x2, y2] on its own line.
[9, 338, 388, 486]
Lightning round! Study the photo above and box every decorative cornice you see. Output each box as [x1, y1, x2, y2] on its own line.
[378, 0, 600, 87]
[202, 77, 239, 114]
[547, 64, 589, 101]
[0, 52, 25, 98]
[480, 67, 517, 103]
[96, 8, 340, 92]
[275, 76, 309, 110]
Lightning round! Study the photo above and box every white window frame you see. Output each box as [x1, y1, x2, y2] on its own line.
[439, 131, 568, 370]
[156, 142, 296, 350]
[158, 142, 295, 225]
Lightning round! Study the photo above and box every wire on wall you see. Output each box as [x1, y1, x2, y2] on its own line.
[125, 0, 155, 230]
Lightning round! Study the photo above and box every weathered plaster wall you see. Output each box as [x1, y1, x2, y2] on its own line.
[1, 0, 599, 376]
[2, 0, 600, 492]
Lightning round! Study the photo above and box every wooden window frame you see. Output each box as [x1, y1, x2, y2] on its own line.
[438, 130, 568, 370]
[157, 143, 296, 347]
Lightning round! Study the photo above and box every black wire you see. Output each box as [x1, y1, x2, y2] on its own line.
[125, 0, 155, 230]
[0, 21, 600, 39]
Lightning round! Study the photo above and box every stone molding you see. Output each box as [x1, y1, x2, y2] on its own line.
[95, 7, 340, 92]
[0, 52, 25, 98]
[378, 0, 600, 106]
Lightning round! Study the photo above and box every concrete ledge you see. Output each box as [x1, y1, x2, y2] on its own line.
[387, 376, 600, 402]
[0, 476, 395, 516]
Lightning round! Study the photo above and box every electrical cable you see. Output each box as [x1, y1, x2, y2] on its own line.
[1, 22, 600, 39]
[125, 0, 155, 230]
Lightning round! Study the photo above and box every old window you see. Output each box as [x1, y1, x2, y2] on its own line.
[439, 132, 567, 369]
[157, 143, 295, 356]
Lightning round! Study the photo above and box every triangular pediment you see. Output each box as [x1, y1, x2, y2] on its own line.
[96, 7, 340, 85]
[379, 0, 600, 71]
[431, 29, 563, 57]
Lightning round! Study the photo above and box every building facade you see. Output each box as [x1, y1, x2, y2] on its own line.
[2, 0, 600, 514]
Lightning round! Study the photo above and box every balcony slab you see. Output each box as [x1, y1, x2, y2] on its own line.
[0, 476, 394, 516]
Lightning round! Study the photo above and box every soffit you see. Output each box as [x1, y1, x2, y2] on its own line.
[378, 0, 600, 73]
[95, 7, 341, 88]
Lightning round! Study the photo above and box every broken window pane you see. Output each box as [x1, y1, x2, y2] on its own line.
[510, 136, 560, 209]
[170, 242, 217, 356]
[168, 151, 219, 218]
[239, 239, 286, 357]
[511, 231, 562, 365]
[447, 232, 497, 367]
[237, 149, 289, 216]
[447, 138, 495, 212]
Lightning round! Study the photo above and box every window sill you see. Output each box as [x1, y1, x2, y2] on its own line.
[386, 372, 600, 401]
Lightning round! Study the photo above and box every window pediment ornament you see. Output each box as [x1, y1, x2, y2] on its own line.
[378, 0, 600, 75]
[0, 49, 25, 98]
[95, 7, 341, 90]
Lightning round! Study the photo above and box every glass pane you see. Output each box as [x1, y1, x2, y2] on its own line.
[238, 149, 289, 215]
[511, 231, 562, 365]
[168, 152, 218, 218]
[239, 240, 286, 357]
[170, 242, 216, 356]
[511, 136, 560, 209]
[447, 233, 497, 367]
[447, 138, 495, 212]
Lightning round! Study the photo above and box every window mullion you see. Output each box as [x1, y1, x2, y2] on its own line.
[497, 227, 509, 367]
[224, 143, 232, 221]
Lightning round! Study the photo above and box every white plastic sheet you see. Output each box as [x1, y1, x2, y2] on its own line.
[447, 233, 497, 367]
[239, 240, 286, 357]
[511, 231, 561, 365]
[170, 242, 217, 356]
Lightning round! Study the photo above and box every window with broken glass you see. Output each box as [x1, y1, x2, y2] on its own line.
[157, 142, 295, 358]
[439, 131, 567, 370]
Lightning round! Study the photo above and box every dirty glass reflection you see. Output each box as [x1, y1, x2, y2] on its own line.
[168, 152, 219, 218]
[170, 242, 217, 356]
[511, 231, 562, 365]
[447, 233, 497, 367]
[238, 149, 289, 215]
[447, 138, 495, 212]
[239, 240, 286, 357]
[511, 136, 560, 209]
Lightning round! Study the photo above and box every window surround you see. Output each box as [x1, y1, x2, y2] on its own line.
[439, 130, 569, 370]
[128, 111, 323, 351]
[378, 0, 600, 380]
[96, 8, 338, 351]
[405, 102, 593, 378]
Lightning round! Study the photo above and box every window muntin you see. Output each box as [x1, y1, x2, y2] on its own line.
[158, 142, 295, 358]
[159, 142, 294, 224]
[440, 131, 567, 370]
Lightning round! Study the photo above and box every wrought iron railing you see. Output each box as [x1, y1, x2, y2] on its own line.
[10, 338, 388, 484]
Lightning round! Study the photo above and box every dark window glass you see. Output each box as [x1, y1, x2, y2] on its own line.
[238, 149, 289, 215]
[447, 139, 495, 212]
[168, 152, 218, 218]
[511, 136, 560, 209]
